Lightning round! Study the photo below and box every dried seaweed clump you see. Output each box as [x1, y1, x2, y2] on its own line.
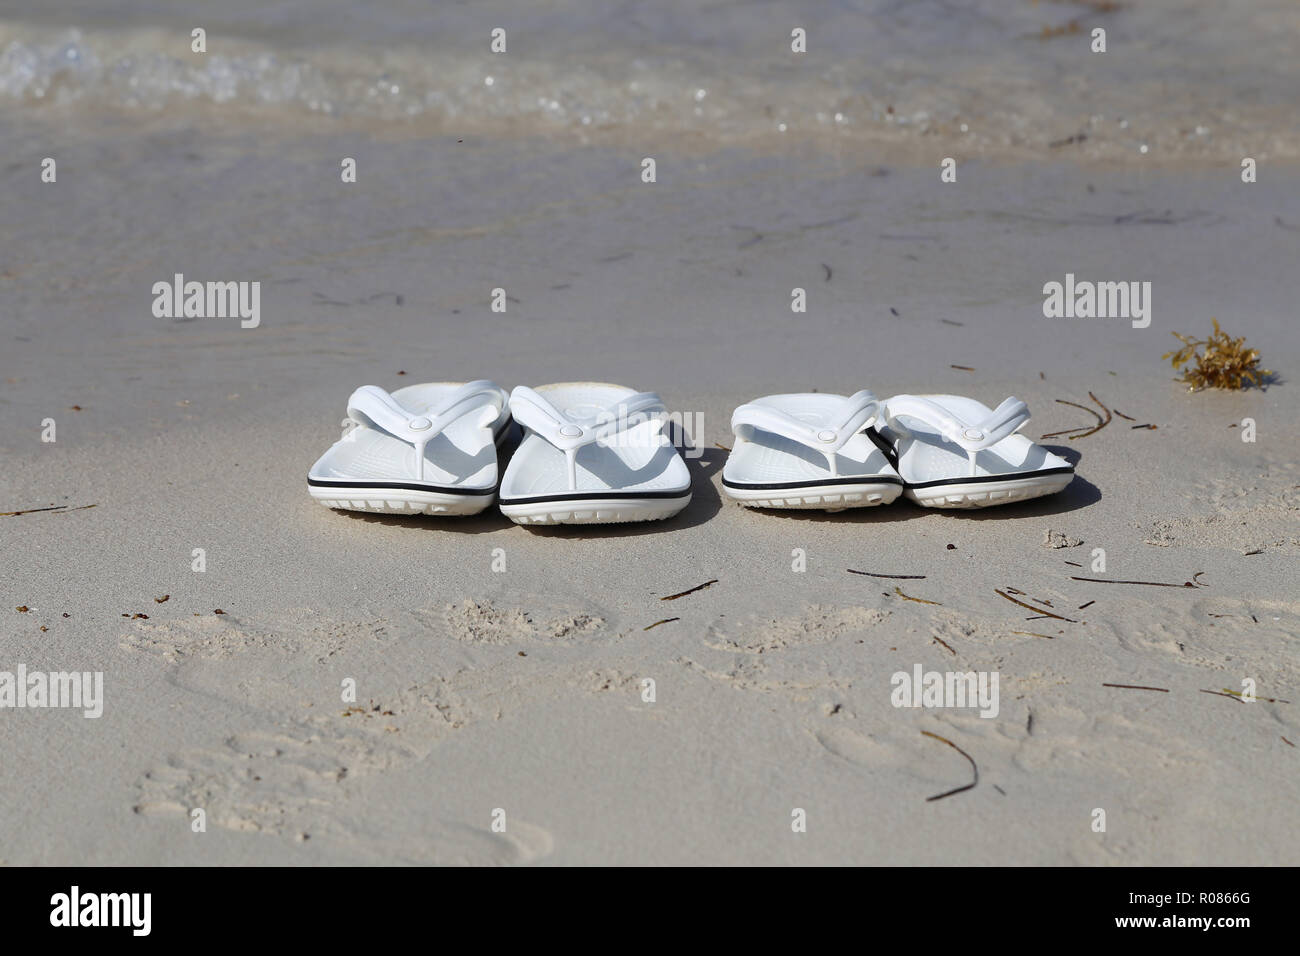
[1163, 319, 1272, 391]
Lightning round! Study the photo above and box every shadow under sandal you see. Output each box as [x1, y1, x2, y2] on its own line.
[498, 383, 692, 525]
[874, 394, 1074, 508]
[307, 380, 510, 515]
[721, 390, 903, 510]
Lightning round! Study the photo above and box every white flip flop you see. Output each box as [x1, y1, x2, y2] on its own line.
[498, 383, 692, 525]
[720, 390, 903, 510]
[874, 394, 1074, 508]
[307, 380, 511, 515]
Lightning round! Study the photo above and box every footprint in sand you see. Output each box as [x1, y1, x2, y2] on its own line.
[131, 649, 610, 860]
[334, 818, 555, 865]
[1106, 596, 1300, 680]
[1142, 470, 1300, 554]
[119, 609, 390, 664]
[132, 671, 516, 856]
[135, 731, 554, 863]
[703, 605, 889, 654]
[813, 720, 1004, 794]
[119, 614, 279, 663]
[418, 598, 607, 645]
[126, 600, 609, 860]
[1009, 705, 1204, 775]
[121, 599, 611, 665]
[416, 820, 554, 866]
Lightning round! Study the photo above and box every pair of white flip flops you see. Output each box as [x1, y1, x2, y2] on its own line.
[721, 390, 1073, 510]
[307, 381, 692, 525]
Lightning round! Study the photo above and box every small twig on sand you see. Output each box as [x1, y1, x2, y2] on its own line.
[1, 503, 97, 517]
[1071, 575, 1203, 588]
[1054, 398, 1102, 427]
[1199, 689, 1243, 703]
[660, 579, 718, 601]
[1041, 426, 1090, 439]
[995, 589, 1078, 622]
[1205, 688, 1290, 704]
[1064, 392, 1113, 440]
[894, 586, 941, 606]
[921, 731, 978, 801]
[643, 617, 680, 631]
[848, 569, 926, 580]
[1103, 683, 1169, 693]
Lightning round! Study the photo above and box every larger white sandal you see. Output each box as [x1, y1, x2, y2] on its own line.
[498, 383, 692, 525]
[307, 380, 511, 515]
[873, 394, 1073, 508]
[721, 390, 903, 510]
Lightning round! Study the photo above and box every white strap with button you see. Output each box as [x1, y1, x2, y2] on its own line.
[729, 390, 880, 478]
[882, 394, 1030, 477]
[508, 386, 667, 491]
[345, 381, 505, 481]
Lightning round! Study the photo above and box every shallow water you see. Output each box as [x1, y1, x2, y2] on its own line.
[2, 0, 1298, 162]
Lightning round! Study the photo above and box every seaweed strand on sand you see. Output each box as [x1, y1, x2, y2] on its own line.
[660, 580, 718, 601]
[894, 586, 941, 606]
[921, 731, 978, 801]
[1163, 319, 1272, 391]
[995, 588, 1078, 623]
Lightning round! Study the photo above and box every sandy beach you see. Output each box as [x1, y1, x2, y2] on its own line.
[2, 1, 1298, 865]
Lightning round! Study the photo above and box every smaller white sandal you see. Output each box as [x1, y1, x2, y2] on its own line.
[307, 380, 510, 515]
[498, 383, 692, 525]
[873, 394, 1073, 508]
[721, 390, 903, 510]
